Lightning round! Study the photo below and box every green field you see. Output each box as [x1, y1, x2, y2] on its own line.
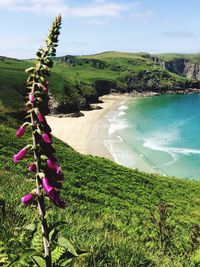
[1, 52, 200, 266]
[2, 115, 200, 266]
[153, 52, 200, 64]
[0, 51, 197, 116]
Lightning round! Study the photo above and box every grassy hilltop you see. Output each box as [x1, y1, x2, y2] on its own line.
[153, 53, 200, 64]
[1, 52, 200, 266]
[0, 51, 199, 115]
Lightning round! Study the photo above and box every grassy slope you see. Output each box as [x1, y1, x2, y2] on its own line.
[1, 117, 200, 266]
[153, 53, 200, 64]
[0, 52, 196, 115]
[1, 53, 200, 265]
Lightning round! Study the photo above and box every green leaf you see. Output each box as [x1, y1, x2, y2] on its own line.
[36, 51, 42, 58]
[31, 255, 46, 267]
[49, 221, 68, 232]
[24, 223, 36, 232]
[8, 249, 39, 266]
[25, 114, 31, 119]
[38, 172, 45, 178]
[52, 246, 66, 264]
[25, 67, 35, 74]
[40, 155, 48, 161]
[59, 258, 73, 266]
[58, 237, 78, 257]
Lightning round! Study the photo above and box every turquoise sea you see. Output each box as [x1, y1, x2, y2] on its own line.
[104, 94, 200, 179]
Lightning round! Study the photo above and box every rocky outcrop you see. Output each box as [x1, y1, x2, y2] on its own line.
[183, 62, 200, 80]
[124, 70, 200, 93]
[48, 91, 59, 114]
[153, 57, 200, 81]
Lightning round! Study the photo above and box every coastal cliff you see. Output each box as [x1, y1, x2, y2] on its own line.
[153, 56, 200, 81]
[1, 52, 200, 116]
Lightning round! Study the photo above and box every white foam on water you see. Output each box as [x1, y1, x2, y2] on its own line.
[118, 104, 128, 111]
[108, 120, 128, 136]
[104, 138, 137, 168]
[117, 135, 124, 142]
[104, 139, 120, 164]
[107, 110, 129, 136]
[118, 111, 126, 117]
[143, 129, 200, 162]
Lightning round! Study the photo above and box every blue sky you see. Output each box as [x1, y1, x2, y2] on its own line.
[0, 0, 200, 58]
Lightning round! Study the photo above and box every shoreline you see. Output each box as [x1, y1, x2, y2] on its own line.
[47, 91, 200, 175]
[46, 93, 158, 175]
[46, 94, 130, 158]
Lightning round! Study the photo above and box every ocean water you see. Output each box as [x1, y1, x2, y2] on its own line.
[104, 94, 200, 179]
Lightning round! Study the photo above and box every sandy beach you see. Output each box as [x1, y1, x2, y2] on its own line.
[47, 94, 158, 174]
[46, 94, 129, 159]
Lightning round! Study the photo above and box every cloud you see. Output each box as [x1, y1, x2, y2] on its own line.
[0, 0, 68, 15]
[67, 1, 140, 18]
[161, 31, 196, 39]
[0, 0, 141, 17]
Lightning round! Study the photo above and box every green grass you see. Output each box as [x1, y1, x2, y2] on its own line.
[154, 53, 200, 64]
[1, 53, 200, 265]
[0, 52, 198, 116]
[83, 51, 151, 59]
[1, 114, 200, 266]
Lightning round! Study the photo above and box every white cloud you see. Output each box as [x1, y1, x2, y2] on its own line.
[0, 0, 141, 17]
[67, 1, 140, 18]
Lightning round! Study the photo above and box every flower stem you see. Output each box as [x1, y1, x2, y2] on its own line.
[31, 111, 52, 267]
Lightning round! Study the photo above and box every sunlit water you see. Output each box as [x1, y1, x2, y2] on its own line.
[104, 94, 200, 179]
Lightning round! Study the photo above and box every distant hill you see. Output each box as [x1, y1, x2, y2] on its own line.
[0, 51, 200, 116]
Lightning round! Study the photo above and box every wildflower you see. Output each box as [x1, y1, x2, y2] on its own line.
[55, 172, 64, 181]
[54, 163, 61, 174]
[42, 177, 54, 193]
[37, 113, 45, 123]
[40, 84, 48, 92]
[16, 126, 25, 137]
[28, 163, 37, 172]
[47, 158, 55, 170]
[48, 190, 66, 208]
[21, 193, 35, 206]
[13, 148, 28, 163]
[29, 93, 35, 103]
[42, 133, 52, 144]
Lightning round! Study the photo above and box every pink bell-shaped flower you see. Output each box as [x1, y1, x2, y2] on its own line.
[21, 193, 35, 206]
[47, 158, 55, 170]
[48, 190, 66, 208]
[16, 126, 25, 138]
[42, 133, 52, 144]
[37, 113, 45, 123]
[29, 93, 35, 103]
[28, 163, 37, 172]
[13, 148, 28, 163]
[42, 177, 54, 193]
